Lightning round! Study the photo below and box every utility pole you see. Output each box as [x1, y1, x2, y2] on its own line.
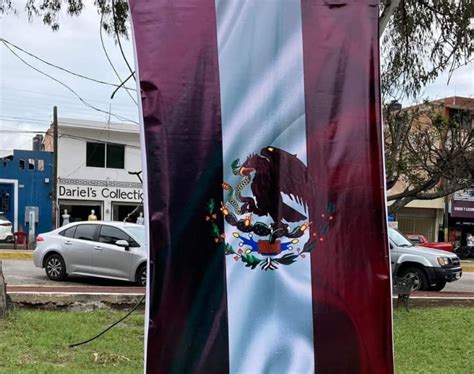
[52, 106, 58, 229]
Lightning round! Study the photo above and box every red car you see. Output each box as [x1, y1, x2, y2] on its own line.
[406, 234, 453, 252]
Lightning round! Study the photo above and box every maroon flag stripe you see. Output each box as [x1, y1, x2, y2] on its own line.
[301, 1, 394, 373]
[129, 1, 229, 373]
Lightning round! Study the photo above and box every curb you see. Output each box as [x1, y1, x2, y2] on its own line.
[0, 251, 33, 260]
[462, 264, 474, 272]
[7, 291, 145, 310]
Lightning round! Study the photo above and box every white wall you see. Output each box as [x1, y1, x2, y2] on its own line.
[57, 125, 142, 182]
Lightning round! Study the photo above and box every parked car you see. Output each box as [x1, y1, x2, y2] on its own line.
[406, 234, 453, 252]
[33, 221, 147, 286]
[0, 213, 13, 242]
[390, 228, 461, 291]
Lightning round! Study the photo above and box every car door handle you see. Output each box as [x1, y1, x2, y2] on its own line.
[94, 246, 103, 250]
[64, 241, 72, 245]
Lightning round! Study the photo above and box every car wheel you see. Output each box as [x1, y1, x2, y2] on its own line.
[399, 267, 428, 291]
[136, 265, 147, 287]
[428, 281, 446, 292]
[45, 254, 67, 281]
[6, 235, 14, 243]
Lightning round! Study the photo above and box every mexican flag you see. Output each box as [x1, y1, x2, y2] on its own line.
[130, 0, 393, 373]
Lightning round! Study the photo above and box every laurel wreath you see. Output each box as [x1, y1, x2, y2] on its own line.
[206, 198, 335, 271]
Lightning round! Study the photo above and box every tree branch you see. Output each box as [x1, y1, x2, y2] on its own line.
[379, 0, 402, 37]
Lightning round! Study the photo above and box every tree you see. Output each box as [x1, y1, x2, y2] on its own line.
[379, 0, 473, 99]
[384, 101, 474, 214]
[1, 0, 472, 99]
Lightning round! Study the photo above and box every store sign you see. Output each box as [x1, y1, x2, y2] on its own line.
[59, 185, 143, 201]
[452, 200, 474, 218]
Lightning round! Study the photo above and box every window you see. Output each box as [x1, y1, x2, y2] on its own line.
[19, 159, 25, 169]
[106, 144, 125, 169]
[28, 159, 35, 170]
[86, 142, 125, 169]
[86, 142, 105, 167]
[74, 224, 97, 241]
[38, 160, 45, 171]
[60, 226, 77, 238]
[99, 225, 137, 246]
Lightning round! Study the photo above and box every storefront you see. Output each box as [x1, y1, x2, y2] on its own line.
[396, 206, 443, 242]
[449, 197, 474, 247]
[58, 178, 143, 225]
[44, 118, 144, 227]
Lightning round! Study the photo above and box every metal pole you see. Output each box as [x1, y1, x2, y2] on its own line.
[52, 106, 58, 229]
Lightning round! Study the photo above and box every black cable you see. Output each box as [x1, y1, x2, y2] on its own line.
[99, 7, 138, 105]
[69, 295, 145, 348]
[111, 0, 136, 81]
[111, 71, 135, 99]
[1, 41, 138, 124]
[0, 38, 136, 91]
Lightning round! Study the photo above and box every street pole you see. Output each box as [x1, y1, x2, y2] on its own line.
[52, 106, 58, 229]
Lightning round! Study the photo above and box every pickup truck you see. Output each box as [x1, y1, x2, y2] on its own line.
[390, 229, 462, 291]
[406, 234, 453, 252]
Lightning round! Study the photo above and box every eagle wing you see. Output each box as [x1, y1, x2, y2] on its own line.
[264, 147, 311, 208]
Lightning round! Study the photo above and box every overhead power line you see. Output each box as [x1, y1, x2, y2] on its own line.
[99, 8, 137, 105]
[0, 38, 136, 92]
[1, 41, 139, 125]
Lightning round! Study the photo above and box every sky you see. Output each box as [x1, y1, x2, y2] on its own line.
[0, 1, 139, 157]
[0, 1, 472, 157]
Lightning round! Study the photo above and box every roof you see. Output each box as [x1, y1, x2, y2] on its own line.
[432, 96, 474, 111]
[58, 118, 140, 134]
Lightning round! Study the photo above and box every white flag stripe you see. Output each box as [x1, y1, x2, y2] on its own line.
[215, 1, 314, 373]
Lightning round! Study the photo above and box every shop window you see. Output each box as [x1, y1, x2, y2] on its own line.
[106, 144, 125, 169]
[19, 159, 25, 169]
[38, 160, 45, 171]
[28, 159, 35, 170]
[74, 224, 97, 241]
[86, 142, 106, 167]
[86, 142, 124, 169]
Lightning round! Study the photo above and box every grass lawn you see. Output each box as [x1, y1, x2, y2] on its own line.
[0, 309, 144, 373]
[394, 307, 474, 373]
[0, 307, 472, 373]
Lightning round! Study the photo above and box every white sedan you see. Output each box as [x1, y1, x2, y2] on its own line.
[33, 221, 147, 286]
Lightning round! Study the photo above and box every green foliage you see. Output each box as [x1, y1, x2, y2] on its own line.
[241, 253, 262, 269]
[0, 0, 131, 39]
[275, 253, 299, 265]
[1, 0, 471, 98]
[206, 199, 216, 215]
[381, 0, 473, 99]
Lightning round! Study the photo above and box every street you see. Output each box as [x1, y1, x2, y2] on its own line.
[2, 259, 134, 288]
[2, 259, 473, 293]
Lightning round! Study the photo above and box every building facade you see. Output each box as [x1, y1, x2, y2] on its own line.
[44, 118, 143, 226]
[0, 149, 53, 234]
[388, 96, 473, 242]
[449, 189, 474, 247]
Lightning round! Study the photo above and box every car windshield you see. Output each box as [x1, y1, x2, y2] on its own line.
[389, 228, 414, 247]
[125, 226, 146, 245]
